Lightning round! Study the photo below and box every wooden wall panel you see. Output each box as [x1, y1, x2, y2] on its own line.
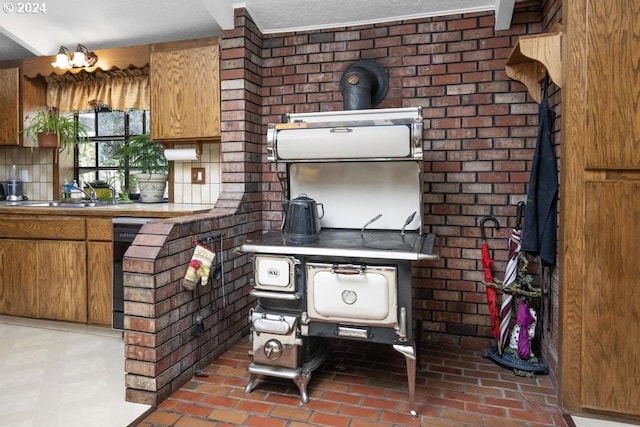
[562, 0, 640, 419]
[582, 182, 640, 415]
[584, 1, 640, 169]
[559, 0, 589, 411]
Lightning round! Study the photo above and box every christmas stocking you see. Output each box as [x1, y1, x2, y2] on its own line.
[182, 244, 216, 290]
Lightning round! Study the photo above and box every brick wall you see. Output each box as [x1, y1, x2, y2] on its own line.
[258, 7, 550, 350]
[122, 9, 265, 405]
[123, 3, 565, 405]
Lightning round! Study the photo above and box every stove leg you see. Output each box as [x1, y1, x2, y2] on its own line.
[393, 344, 418, 418]
[293, 370, 311, 403]
[244, 372, 261, 394]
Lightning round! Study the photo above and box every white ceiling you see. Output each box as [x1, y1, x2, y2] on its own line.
[0, 0, 519, 62]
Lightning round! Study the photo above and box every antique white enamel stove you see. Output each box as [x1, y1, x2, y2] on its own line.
[241, 107, 437, 417]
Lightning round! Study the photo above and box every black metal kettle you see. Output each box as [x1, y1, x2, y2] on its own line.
[282, 194, 325, 236]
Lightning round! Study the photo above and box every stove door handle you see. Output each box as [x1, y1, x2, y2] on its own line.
[331, 264, 365, 275]
[329, 126, 353, 133]
[250, 290, 302, 300]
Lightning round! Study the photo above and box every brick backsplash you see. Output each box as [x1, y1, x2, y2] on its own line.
[256, 4, 561, 360]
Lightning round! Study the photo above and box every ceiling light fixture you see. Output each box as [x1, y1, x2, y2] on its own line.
[51, 44, 98, 69]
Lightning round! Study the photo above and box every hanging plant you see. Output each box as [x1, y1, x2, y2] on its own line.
[22, 107, 89, 150]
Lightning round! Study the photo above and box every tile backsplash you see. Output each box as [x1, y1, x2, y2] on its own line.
[0, 147, 54, 200]
[0, 142, 221, 204]
[172, 142, 221, 204]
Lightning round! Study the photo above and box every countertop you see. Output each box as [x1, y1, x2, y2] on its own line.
[0, 200, 214, 218]
[240, 229, 438, 261]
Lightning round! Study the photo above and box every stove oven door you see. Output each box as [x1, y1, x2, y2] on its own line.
[306, 262, 398, 328]
[253, 255, 298, 292]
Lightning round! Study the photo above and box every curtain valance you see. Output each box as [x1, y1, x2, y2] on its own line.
[46, 67, 149, 112]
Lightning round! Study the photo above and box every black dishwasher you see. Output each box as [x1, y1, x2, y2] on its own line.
[112, 217, 152, 330]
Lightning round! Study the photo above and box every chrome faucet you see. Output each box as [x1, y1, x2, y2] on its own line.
[83, 182, 97, 203]
[110, 186, 118, 204]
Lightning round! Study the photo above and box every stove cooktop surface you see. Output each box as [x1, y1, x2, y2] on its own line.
[241, 229, 438, 261]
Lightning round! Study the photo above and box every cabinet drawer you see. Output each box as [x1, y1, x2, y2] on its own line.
[86, 218, 113, 241]
[0, 216, 85, 240]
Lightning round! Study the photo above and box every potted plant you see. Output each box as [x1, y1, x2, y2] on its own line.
[83, 179, 113, 202]
[113, 133, 168, 203]
[23, 107, 88, 150]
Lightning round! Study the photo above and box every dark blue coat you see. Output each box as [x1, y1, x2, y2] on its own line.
[521, 79, 558, 266]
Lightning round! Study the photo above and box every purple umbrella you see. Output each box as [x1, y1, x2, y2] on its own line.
[498, 202, 525, 355]
[516, 301, 536, 359]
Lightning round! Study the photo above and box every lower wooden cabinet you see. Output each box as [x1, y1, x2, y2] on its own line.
[0, 240, 39, 317]
[37, 241, 87, 322]
[0, 239, 86, 322]
[0, 216, 113, 325]
[87, 241, 113, 326]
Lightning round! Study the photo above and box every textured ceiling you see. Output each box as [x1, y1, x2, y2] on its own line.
[0, 0, 519, 61]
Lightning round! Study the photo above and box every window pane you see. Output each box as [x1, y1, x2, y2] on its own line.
[98, 111, 125, 136]
[99, 140, 123, 167]
[128, 110, 145, 135]
[77, 142, 96, 167]
[78, 112, 96, 137]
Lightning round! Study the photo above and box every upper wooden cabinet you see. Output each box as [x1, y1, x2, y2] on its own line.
[0, 68, 20, 145]
[150, 38, 221, 142]
[0, 67, 46, 147]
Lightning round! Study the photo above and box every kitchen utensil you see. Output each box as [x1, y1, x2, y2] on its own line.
[282, 194, 324, 237]
[400, 211, 416, 235]
[360, 213, 382, 236]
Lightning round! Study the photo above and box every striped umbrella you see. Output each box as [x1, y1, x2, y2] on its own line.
[498, 202, 525, 355]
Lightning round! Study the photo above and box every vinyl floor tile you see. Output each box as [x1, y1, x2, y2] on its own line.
[0, 316, 150, 427]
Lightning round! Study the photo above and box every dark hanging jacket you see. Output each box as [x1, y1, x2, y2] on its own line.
[521, 78, 558, 266]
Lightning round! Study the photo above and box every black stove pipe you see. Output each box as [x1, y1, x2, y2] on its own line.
[340, 60, 389, 110]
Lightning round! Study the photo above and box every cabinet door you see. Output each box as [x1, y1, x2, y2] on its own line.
[87, 241, 113, 326]
[150, 40, 221, 140]
[37, 241, 87, 322]
[0, 68, 20, 146]
[582, 181, 640, 416]
[0, 240, 38, 317]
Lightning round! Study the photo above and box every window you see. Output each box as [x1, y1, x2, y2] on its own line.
[76, 109, 149, 196]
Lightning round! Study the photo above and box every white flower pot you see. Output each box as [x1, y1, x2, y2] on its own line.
[134, 173, 168, 203]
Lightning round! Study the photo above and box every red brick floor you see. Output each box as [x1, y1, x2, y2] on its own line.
[134, 337, 567, 427]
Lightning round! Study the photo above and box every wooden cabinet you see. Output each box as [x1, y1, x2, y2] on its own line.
[0, 68, 20, 146]
[0, 239, 86, 321]
[561, 0, 640, 419]
[0, 215, 87, 322]
[37, 241, 87, 322]
[0, 67, 46, 147]
[86, 218, 113, 326]
[87, 242, 112, 326]
[0, 240, 39, 317]
[150, 38, 221, 141]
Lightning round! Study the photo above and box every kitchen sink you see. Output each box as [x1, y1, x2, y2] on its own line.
[4, 201, 109, 208]
[31, 202, 97, 208]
